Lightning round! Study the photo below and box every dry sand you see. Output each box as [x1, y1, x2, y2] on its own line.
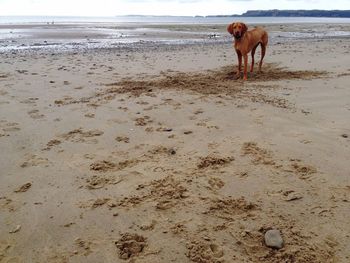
[0, 24, 350, 262]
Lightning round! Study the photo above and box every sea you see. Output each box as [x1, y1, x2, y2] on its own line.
[1, 15, 350, 25]
[1, 16, 350, 52]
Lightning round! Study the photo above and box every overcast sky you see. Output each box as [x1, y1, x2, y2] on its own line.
[0, 0, 349, 16]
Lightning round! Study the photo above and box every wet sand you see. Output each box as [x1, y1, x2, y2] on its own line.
[0, 24, 350, 262]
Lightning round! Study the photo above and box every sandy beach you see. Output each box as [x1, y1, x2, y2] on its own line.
[0, 22, 350, 262]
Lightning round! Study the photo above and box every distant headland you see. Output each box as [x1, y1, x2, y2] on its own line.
[206, 10, 350, 18]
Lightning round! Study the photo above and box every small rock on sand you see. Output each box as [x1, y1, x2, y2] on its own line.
[169, 148, 176, 155]
[264, 229, 284, 249]
[9, 225, 21, 234]
[14, 183, 32, 193]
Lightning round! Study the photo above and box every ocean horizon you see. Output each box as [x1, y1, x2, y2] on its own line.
[1, 15, 350, 25]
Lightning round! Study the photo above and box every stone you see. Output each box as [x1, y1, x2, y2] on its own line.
[14, 183, 32, 193]
[9, 225, 21, 234]
[264, 229, 284, 249]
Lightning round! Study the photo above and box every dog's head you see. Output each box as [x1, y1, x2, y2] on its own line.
[227, 22, 248, 40]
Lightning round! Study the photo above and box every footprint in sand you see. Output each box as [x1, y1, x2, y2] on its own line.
[4, 123, 20, 130]
[84, 113, 95, 118]
[0, 73, 9, 79]
[54, 96, 74, 106]
[16, 69, 29, 75]
[85, 174, 123, 190]
[73, 238, 93, 256]
[0, 90, 8, 95]
[197, 155, 234, 169]
[115, 233, 147, 260]
[90, 159, 138, 173]
[27, 109, 45, 119]
[47, 139, 61, 147]
[205, 197, 258, 218]
[20, 154, 49, 168]
[0, 240, 22, 263]
[20, 97, 39, 105]
[0, 132, 9, 137]
[186, 240, 224, 262]
[289, 160, 317, 180]
[115, 136, 130, 143]
[1, 121, 20, 133]
[208, 177, 225, 190]
[194, 109, 204, 115]
[134, 116, 153, 126]
[59, 128, 104, 144]
[0, 197, 16, 212]
[241, 142, 276, 166]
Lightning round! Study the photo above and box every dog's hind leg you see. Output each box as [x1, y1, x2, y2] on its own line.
[250, 43, 259, 73]
[259, 33, 268, 73]
[259, 44, 266, 73]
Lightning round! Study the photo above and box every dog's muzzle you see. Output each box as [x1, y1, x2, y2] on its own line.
[233, 31, 241, 37]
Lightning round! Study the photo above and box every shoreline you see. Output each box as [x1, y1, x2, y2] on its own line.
[1, 22, 350, 53]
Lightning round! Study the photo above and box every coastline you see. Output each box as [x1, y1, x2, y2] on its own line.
[0, 21, 350, 262]
[1, 22, 350, 53]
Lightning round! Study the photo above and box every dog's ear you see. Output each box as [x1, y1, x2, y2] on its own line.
[227, 23, 234, 35]
[241, 23, 248, 33]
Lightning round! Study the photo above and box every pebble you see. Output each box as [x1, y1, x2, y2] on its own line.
[284, 192, 303, 202]
[9, 225, 21, 234]
[264, 229, 284, 249]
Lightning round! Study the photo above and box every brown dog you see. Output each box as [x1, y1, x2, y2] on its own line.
[227, 22, 268, 80]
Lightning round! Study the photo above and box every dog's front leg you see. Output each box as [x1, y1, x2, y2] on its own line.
[243, 54, 248, 80]
[235, 50, 242, 78]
